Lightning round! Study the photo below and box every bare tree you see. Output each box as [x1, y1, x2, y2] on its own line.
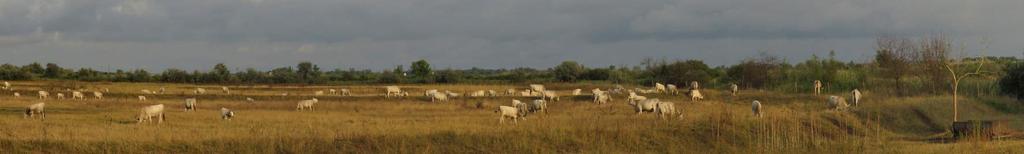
[919, 35, 951, 93]
[874, 36, 916, 96]
[945, 38, 989, 122]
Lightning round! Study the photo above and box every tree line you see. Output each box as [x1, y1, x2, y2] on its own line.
[0, 36, 1017, 97]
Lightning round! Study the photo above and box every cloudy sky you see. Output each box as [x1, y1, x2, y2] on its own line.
[0, 0, 1021, 71]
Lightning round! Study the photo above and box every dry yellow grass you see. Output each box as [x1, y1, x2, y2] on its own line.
[1, 81, 1023, 153]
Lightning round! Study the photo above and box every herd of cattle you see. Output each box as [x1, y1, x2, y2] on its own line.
[6, 80, 863, 125]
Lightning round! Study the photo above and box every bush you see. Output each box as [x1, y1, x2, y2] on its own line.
[999, 63, 1024, 100]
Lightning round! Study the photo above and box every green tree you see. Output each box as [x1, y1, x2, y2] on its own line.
[553, 61, 585, 82]
[297, 62, 322, 84]
[44, 63, 65, 78]
[410, 60, 433, 83]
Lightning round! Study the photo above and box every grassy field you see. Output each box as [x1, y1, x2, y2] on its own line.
[1, 81, 1024, 153]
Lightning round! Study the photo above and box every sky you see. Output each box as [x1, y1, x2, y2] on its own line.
[0, 0, 1021, 71]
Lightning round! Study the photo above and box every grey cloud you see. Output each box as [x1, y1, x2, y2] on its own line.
[0, 0, 1020, 70]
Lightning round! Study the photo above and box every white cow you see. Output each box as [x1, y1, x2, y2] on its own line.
[159, 87, 166, 94]
[852, 89, 862, 106]
[184, 98, 198, 111]
[329, 89, 338, 95]
[339, 89, 351, 96]
[592, 89, 612, 104]
[571, 89, 582, 96]
[37, 91, 49, 100]
[487, 90, 498, 97]
[506, 89, 517, 96]
[730, 84, 739, 96]
[655, 83, 667, 93]
[315, 91, 325, 96]
[690, 81, 700, 90]
[512, 100, 529, 117]
[429, 92, 449, 102]
[470, 90, 487, 97]
[655, 101, 678, 119]
[425, 89, 439, 96]
[813, 80, 823, 95]
[194, 88, 207, 95]
[141, 89, 153, 94]
[136, 104, 166, 124]
[827, 96, 850, 111]
[72, 91, 85, 99]
[138, 96, 147, 101]
[688, 89, 704, 102]
[496, 106, 521, 124]
[246, 97, 255, 103]
[529, 99, 548, 114]
[24, 103, 45, 119]
[2, 81, 9, 89]
[296, 98, 319, 111]
[56, 93, 65, 99]
[221, 86, 230, 94]
[13, 92, 19, 97]
[666, 84, 679, 95]
[519, 90, 532, 97]
[385, 86, 403, 98]
[221, 108, 235, 120]
[630, 99, 660, 115]
[529, 84, 546, 94]
[752, 100, 763, 118]
[445, 91, 461, 98]
[93, 91, 103, 99]
[542, 91, 559, 102]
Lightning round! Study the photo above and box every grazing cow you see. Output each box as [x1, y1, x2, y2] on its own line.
[730, 84, 740, 96]
[159, 87, 166, 94]
[315, 91, 325, 96]
[329, 89, 337, 95]
[827, 96, 850, 111]
[593, 89, 612, 104]
[627, 92, 648, 104]
[185, 98, 198, 111]
[666, 84, 679, 95]
[690, 81, 700, 90]
[37, 91, 49, 100]
[246, 97, 255, 103]
[487, 90, 498, 97]
[385, 86, 403, 98]
[56, 93, 65, 99]
[138, 96, 147, 101]
[24, 103, 45, 119]
[630, 99, 660, 115]
[529, 99, 548, 114]
[655, 83, 667, 93]
[752, 100, 763, 118]
[813, 80, 823, 95]
[93, 91, 103, 99]
[221, 108, 235, 120]
[496, 106, 521, 124]
[339, 89, 351, 96]
[470, 90, 487, 97]
[221, 86, 230, 94]
[512, 100, 529, 117]
[296, 98, 319, 111]
[572, 89, 582, 96]
[688, 89, 704, 102]
[445, 91, 461, 98]
[141, 89, 153, 94]
[655, 101, 678, 119]
[136, 104, 166, 124]
[72, 91, 85, 99]
[542, 91, 559, 102]
[430, 92, 449, 102]
[195, 88, 207, 95]
[425, 89, 439, 97]
[852, 89, 862, 106]
[13, 92, 19, 97]
[506, 89, 517, 96]
[529, 84, 546, 94]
